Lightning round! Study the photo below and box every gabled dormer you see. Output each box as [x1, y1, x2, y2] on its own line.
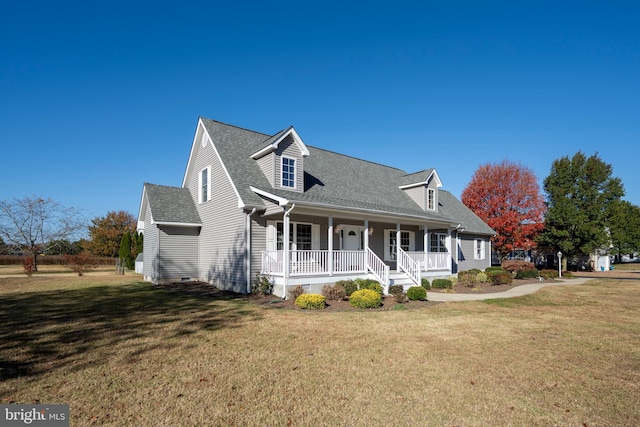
[251, 127, 309, 193]
[399, 169, 443, 212]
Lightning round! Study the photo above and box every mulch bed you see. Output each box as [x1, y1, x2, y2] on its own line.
[156, 277, 551, 312]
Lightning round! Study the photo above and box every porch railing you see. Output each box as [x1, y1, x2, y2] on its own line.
[261, 249, 448, 281]
[406, 251, 449, 270]
[261, 250, 366, 276]
[367, 248, 389, 285]
[398, 248, 421, 286]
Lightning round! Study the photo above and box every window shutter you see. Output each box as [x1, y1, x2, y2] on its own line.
[312, 224, 320, 250]
[266, 221, 276, 251]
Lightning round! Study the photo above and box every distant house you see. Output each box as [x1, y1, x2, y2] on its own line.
[137, 118, 495, 297]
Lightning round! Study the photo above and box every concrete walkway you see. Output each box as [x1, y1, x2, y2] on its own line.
[428, 277, 593, 302]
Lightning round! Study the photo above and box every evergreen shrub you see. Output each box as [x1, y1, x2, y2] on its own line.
[295, 294, 326, 309]
[432, 278, 453, 289]
[406, 286, 427, 300]
[349, 289, 382, 308]
[515, 268, 540, 279]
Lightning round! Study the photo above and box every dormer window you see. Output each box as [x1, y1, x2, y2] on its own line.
[427, 188, 435, 210]
[281, 156, 296, 188]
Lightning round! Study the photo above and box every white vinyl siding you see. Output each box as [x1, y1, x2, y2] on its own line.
[186, 127, 248, 293]
[158, 226, 199, 279]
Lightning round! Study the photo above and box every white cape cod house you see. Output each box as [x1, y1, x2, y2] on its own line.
[138, 118, 495, 297]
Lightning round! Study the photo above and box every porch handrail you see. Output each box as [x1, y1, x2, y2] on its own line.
[406, 251, 449, 271]
[398, 247, 421, 286]
[366, 247, 389, 285]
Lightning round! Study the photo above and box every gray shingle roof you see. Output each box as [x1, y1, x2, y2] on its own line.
[144, 183, 201, 225]
[197, 117, 493, 235]
[438, 190, 495, 235]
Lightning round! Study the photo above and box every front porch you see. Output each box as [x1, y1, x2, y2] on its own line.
[261, 248, 451, 297]
[256, 210, 459, 298]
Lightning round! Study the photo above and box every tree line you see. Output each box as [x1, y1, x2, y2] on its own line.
[462, 151, 640, 268]
[0, 202, 141, 271]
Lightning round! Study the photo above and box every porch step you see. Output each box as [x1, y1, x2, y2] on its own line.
[388, 272, 418, 287]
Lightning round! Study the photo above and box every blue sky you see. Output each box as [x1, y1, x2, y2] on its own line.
[1, 1, 639, 226]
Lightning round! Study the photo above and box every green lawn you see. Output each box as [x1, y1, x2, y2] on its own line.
[1, 272, 639, 426]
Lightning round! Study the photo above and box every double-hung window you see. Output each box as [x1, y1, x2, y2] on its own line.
[427, 188, 435, 210]
[281, 157, 296, 188]
[385, 229, 415, 260]
[276, 222, 312, 250]
[430, 233, 448, 253]
[199, 166, 211, 203]
[474, 239, 485, 260]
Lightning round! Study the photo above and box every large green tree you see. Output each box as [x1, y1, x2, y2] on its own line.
[538, 152, 624, 260]
[86, 211, 136, 257]
[608, 200, 640, 262]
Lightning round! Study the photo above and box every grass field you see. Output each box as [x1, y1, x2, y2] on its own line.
[1, 268, 638, 426]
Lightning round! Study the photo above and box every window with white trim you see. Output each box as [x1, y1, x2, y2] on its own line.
[474, 238, 485, 260]
[281, 156, 296, 188]
[384, 229, 415, 260]
[427, 188, 435, 210]
[199, 166, 211, 203]
[429, 233, 448, 253]
[277, 222, 312, 250]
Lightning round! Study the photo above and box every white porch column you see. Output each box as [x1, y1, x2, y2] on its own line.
[446, 227, 453, 271]
[423, 225, 429, 271]
[396, 223, 401, 271]
[364, 219, 369, 250]
[283, 204, 295, 296]
[328, 215, 334, 276]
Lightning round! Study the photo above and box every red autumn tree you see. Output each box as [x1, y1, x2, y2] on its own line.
[462, 160, 546, 261]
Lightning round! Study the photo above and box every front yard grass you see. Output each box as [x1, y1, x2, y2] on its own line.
[1, 272, 639, 426]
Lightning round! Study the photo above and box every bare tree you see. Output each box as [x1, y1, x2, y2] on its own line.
[0, 195, 86, 271]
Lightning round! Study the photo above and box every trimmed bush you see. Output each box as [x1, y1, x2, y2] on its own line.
[355, 278, 384, 296]
[476, 271, 490, 283]
[295, 294, 326, 309]
[448, 276, 458, 286]
[288, 285, 305, 300]
[421, 278, 431, 290]
[502, 260, 536, 275]
[321, 283, 347, 301]
[515, 268, 540, 279]
[458, 270, 477, 287]
[485, 266, 504, 273]
[432, 278, 453, 289]
[539, 269, 558, 279]
[490, 271, 513, 285]
[349, 289, 382, 309]
[406, 286, 427, 301]
[336, 280, 358, 296]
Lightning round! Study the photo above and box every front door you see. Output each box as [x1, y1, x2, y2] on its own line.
[342, 226, 361, 250]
